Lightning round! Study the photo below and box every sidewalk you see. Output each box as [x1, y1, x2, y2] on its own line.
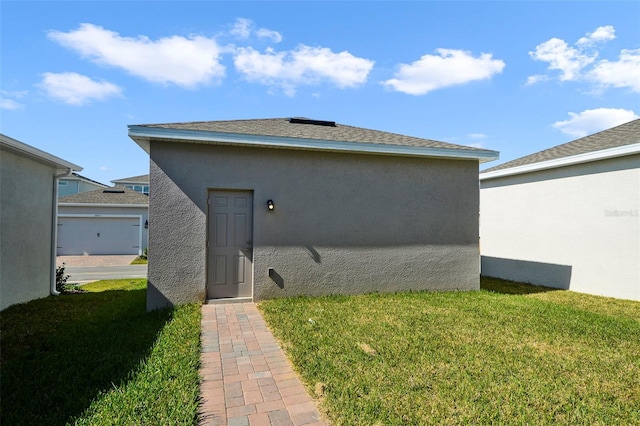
[199, 303, 326, 426]
[56, 255, 138, 267]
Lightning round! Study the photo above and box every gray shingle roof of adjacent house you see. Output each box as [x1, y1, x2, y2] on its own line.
[133, 117, 492, 152]
[58, 187, 149, 205]
[68, 172, 109, 187]
[112, 174, 150, 184]
[483, 118, 640, 173]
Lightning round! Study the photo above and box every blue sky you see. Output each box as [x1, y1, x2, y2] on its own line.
[2, 1, 639, 183]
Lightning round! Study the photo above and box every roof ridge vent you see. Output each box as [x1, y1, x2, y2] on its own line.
[103, 189, 126, 193]
[289, 117, 336, 127]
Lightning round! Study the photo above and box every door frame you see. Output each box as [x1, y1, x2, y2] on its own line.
[205, 188, 255, 300]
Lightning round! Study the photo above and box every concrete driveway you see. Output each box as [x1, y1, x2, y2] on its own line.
[57, 255, 147, 284]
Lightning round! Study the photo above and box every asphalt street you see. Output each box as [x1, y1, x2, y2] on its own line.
[66, 265, 148, 284]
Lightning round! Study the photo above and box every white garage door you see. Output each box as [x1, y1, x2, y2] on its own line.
[57, 216, 141, 255]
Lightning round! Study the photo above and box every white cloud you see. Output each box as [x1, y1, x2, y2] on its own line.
[466, 133, 488, 148]
[468, 133, 488, 139]
[529, 25, 639, 93]
[256, 28, 283, 43]
[230, 18, 252, 39]
[577, 25, 615, 46]
[39, 72, 122, 105]
[99, 166, 111, 171]
[0, 98, 25, 110]
[525, 74, 550, 86]
[234, 45, 374, 96]
[587, 49, 640, 93]
[381, 49, 505, 95]
[529, 37, 595, 81]
[552, 108, 639, 137]
[2, 89, 28, 99]
[230, 18, 282, 43]
[1, 90, 28, 110]
[48, 23, 225, 88]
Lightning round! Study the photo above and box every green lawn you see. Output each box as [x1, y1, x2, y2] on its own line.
[0, 279, 201, 426]
[3, 277, 639, 425]
[259, 277, 640, 425]
[130, 256, 148, 265]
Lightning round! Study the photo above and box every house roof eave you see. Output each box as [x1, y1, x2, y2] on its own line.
[480, 142, 640, 181]
[128, 125, 500, 163]
[1, 133, 82, 172]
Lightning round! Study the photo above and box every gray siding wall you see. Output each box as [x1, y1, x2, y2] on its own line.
[78, 181, 104, 193]
[1, 149, 55, 310]
[148, 142, 480, 310]
[58, 179, 79, 197]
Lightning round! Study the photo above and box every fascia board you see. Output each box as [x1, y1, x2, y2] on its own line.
[1, 134, 82, 172]
[480, 142, 640, 180]
[128, 125, 500, 163]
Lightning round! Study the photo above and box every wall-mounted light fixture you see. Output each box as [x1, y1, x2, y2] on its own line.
[267, 199, 275, 211]
[144, 220, 149, 229]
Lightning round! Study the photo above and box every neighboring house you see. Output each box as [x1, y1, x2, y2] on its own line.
[112, 174, 150, 195]
[57, 188, 149, 256]
[58, 172, 109, 197]
[128, 117, 499, 310]
[1, 133, 81, 311]
[480, 119, 640, 301]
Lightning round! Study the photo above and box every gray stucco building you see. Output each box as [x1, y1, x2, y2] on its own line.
[1, 134, 81, 310]
[128, 118, 498, 310]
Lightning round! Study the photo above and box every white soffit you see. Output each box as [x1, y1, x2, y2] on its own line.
[128, 125, 500, 163]
[480, 143, 640, 180]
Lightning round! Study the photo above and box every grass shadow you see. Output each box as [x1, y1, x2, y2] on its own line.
[481, 275, 562, 295]
[1, 285, 171, 425]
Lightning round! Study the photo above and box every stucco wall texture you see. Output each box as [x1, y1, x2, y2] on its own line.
[147, 141, 481, 310]
[480, 154, 640, 301]
[1, 149, 56, 310]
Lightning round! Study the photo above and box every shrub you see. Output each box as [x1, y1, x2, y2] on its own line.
[55, 263, 69, 293]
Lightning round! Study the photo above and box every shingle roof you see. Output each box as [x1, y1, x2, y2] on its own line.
[483, 119, 640, 173]
[58, 187, 149, 205]
[112, 174, 149, 184]
[137, 117, 490, 152]
[66, 172, 109, 187]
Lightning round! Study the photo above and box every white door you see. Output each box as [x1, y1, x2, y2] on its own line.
[57, 216, 140, 255]
[207, 190, 253, 299]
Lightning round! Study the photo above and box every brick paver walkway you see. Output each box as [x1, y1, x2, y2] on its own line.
[199, 303, 327, 426]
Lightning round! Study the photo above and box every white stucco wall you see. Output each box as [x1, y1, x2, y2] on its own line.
[1, 149, 56, 310]
[480, 154, 640, 301]
[147, 142, 481, 310]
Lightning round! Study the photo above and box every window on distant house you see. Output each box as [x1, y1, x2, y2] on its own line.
[125, 184, 149, 195]
[58, 181, 68, 186]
